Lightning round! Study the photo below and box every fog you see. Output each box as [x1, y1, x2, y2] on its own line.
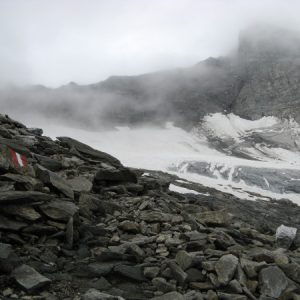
[1, 0, 300, 87]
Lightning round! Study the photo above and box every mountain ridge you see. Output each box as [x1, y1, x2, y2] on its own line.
[1, 25, 300, 129]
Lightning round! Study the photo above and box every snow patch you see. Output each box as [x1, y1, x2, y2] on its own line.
[169, 184, 209, 196]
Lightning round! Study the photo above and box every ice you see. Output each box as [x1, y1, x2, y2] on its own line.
[31, 113, 300, 204]
[169, 184, 209, 196]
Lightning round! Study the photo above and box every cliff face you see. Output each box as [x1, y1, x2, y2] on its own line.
[233, 26, 300, 122]
[1, 25, 300, 128]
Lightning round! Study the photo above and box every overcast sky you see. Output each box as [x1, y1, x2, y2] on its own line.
[1, 0, 300, 87]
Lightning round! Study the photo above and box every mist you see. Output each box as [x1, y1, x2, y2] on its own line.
[1, 0, 300, 87]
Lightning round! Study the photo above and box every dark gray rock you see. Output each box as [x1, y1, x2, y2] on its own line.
[12, 264, 51, 292]
[67, 176, 93, 193]
[140, 211, 171, 223]
[0, 191, 52, 204]
[35, 164, 74, 199]
[83, 289, 125, 300]
[114, 264, 146, 282]
[94, 166, 137, 185]
[57, 137, 121, 166]
[1, 205, 41, 221]
[175, 250, 194, 271]
[152, 277, 176, 293]
[0, 215, 27, 231]
[280, 263, 300, 284]
[34, 154, 62, 171]
[259, 266, 288, 298]
[84, 262, 117, 277]
[215, 254, 239, 285]
[0, 243, 12, 259]
[168, 261, 188, 285]
[40, 199, 79, 221]
[144, 266, 160, 279]
[151, 291, 184, 300]
[194, 210, 231, 227]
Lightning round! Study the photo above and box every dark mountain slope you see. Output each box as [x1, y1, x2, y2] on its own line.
[1, 25, 300, 129]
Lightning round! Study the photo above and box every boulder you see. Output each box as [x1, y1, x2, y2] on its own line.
[35, 164, 74, 199]
[94, 166, 137, 185]
[259, 266, 288, 298]
[67, 176, 93, 192]
[0, 191, 53, 205]
[175, 250, 194, 271]
[57, 137, 121, 166]
[12, 264, 51, 292]
[276, 224, 297, 249]
[215, 254, 239, 285]
[83, 289, 125, 300]
[40, 199, 79, 222]
[151, 291, 184, 300]
[0, 243, 12, 259]
[194, 210, 231, 226]
[114, 264, 146, 282]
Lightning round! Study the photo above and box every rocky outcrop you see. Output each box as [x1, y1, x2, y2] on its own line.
[1, 113, 300, 299]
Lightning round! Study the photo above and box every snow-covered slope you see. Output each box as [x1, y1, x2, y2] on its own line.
[30, 113, 300, 204]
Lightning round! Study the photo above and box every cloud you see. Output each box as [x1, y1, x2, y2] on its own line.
[1, 0, 300, 87]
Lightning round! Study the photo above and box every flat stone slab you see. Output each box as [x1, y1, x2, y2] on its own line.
[40, 199, 79, 222]
[12, 264, 51, 292]
[0, 191, 53, 205]
[35, 164, 74, 199]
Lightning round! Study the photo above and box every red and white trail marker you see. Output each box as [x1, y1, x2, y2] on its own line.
[10, 148, 27, 168]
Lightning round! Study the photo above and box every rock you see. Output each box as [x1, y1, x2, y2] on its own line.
[65, 217, 74, 249]
[34, 154, 62, 171]
[114, 264, 146, 282]
[240, 258, 266, 279]
[78, 193, 105, 218]
[40, 199, 79, 221]
[118, 220, 140, 233]
[57, 137, 121, 166]
[12, 264, 51, 292]
[259, 266, 288, 298]
[186, 268, 205, 282]
[175, 250, 194, 271]
[275, 224, 297, 249]
[88, 277, 112, 291]
[140, 211, 171, 223]
[280, 263, 300, 284]
[0, 243, 12, 260]
[35, 164, 74, 199]
[1, 173, 42, 190]
[194, 210, 231, 226]
[67, 176, 93, 193]
[168, 261, 188, 285]
[215, 254, 239, 285]
[144, 266, 160, 279]
[94, 166, 137, 184]
[184, 291, 204, 300]
[0, 191, 53, 204]
[28, 127, 43, 136]
[152, 277, 176, 293]
[151, 291, 184, 300]
[83, 289, 125, 300]
[85, 262, 116, 277]
[0, 215, 27, 231]
[2, 205, 41, 221]
[217, 293, 247, 300]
